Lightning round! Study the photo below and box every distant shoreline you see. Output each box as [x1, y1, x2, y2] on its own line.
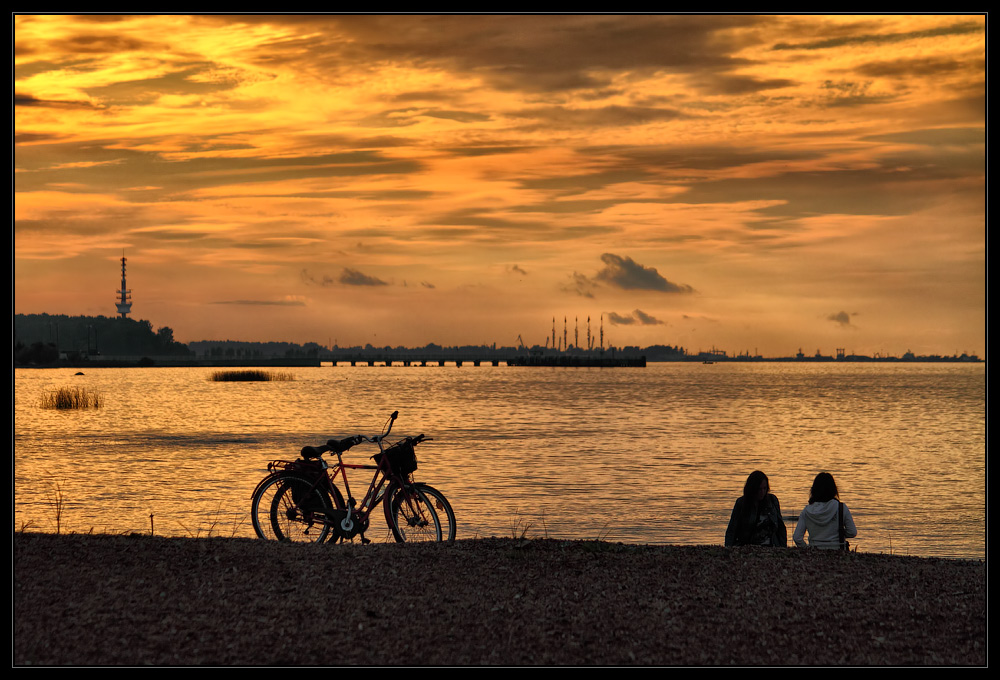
[14, 532, 985, 666]
[14, 355, 986, 369]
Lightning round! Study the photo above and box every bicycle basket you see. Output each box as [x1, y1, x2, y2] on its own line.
[374, 439, 418, 476]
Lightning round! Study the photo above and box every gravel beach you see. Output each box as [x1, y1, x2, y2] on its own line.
[14, 532, 985, 666]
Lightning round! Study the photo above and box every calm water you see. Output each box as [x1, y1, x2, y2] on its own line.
[13, 362, 985, 559]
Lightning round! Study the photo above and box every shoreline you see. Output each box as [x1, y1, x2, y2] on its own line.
[14, 532, 985, 666]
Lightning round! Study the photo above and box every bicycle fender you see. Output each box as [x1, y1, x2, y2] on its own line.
[251, 471, 285, 499]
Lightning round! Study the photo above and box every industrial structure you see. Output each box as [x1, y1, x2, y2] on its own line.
[115, 253, 133, 318]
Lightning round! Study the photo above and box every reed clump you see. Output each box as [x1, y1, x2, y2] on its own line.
[41, 387, 104, 410]
[211, 369, 294, 382]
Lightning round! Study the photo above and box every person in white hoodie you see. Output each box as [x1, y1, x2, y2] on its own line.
[792, 472, 857, 550]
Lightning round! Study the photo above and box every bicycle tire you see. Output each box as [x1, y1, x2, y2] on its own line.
[251, 474, 334, 544]
[404, 483, 456, 542]
[383, 483, 442, 543]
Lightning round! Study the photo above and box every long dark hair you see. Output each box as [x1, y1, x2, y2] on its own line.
[808, 472, 840, 504]
[742, 470, 769, 503]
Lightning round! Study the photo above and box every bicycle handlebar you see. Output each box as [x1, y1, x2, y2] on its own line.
[302, 433, 430, 459]
[300, 412, 428, 460]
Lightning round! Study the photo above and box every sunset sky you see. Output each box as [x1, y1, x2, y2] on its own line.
[14, 14, 986, 356]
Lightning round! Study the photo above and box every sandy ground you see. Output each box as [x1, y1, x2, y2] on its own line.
[14, 532, 985, 666]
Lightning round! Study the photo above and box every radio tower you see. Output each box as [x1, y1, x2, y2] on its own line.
[115, 253, 133, 318]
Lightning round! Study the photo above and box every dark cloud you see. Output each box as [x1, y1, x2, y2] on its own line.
[59, 32, 155, 54]
[339, 268, 388, 287]
[566, 272, 596, 298]
[427, 209, 614, 242]
[421, 110, 492, 123]
[302, 267, 390, 287]
[861, 127, 985, 147]
[508, 104, 688, 130]
[518, 168, 656, 196]
[586, 143, 822, 173]
[211, 299, 306, 306]
[81, 63, 244, 105]
[827, 311, 857, 327]
[608, 309, 664, 326]
[358, 107, 491, 128]
[595, 253, 694, 293]
[818, 79, 898, 108]
[633, 309, 664, 325]
[14, 141, 423, 199]
[208, 14, 769, 96]
[697, 74, 795, 95]
[852, 55, 984, 79]
[662, 161, 980, 220]
[440, 145, 534, 158]
[771, 20, 982, 51]
[301, 269, 336, 287]
[14, 92, 95, 109]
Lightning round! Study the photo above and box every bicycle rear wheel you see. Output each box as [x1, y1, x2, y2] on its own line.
[252, 474, 333, 544]
[384, 484, 442, 543]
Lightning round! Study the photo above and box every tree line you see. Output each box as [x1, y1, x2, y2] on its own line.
[14, 313, 191, 364]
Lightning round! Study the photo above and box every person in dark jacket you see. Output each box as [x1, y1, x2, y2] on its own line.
[725, 470, 787, 547]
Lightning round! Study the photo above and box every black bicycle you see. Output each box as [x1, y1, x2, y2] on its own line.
[251, 411, 455, 544]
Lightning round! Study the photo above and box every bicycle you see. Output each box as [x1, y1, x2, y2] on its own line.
[250, 411, 456, 544]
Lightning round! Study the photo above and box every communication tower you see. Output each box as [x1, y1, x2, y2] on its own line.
[115, 253, 133, 318]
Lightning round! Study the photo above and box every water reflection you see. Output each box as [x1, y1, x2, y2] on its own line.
[14, 363, 985, 558]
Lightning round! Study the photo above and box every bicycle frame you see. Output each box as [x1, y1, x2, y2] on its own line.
[325, 446, 399, 539]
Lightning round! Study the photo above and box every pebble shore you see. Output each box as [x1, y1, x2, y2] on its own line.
[14, 532, 985, 666]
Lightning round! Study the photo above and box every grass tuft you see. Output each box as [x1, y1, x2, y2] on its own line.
[41, 387, 103, 409]
[210, 370, 294, 382]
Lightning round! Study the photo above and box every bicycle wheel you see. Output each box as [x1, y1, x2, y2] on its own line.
[408, 483, 456, 542]
[384, 484, 442, 543]
[252, 474, 333, 544]
[251, 475, 284, 540]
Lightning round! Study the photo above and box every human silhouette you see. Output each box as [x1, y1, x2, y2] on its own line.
[792, 472, 858, 550]
[725, 470, 787, 547]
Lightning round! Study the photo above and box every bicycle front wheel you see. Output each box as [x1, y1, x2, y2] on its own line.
[384, 484, 442, 543]
[407, 483, 456, 542]
[252, 474, 333, 544]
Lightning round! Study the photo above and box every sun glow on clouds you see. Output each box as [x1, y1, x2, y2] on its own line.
[14, 14, 984, 356]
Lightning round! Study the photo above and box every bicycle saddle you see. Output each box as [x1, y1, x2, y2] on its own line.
[300, 435, 361, 459]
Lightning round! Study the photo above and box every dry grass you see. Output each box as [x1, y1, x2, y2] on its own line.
[40, 386, 103, 409]
[210, 369, 294, 382]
